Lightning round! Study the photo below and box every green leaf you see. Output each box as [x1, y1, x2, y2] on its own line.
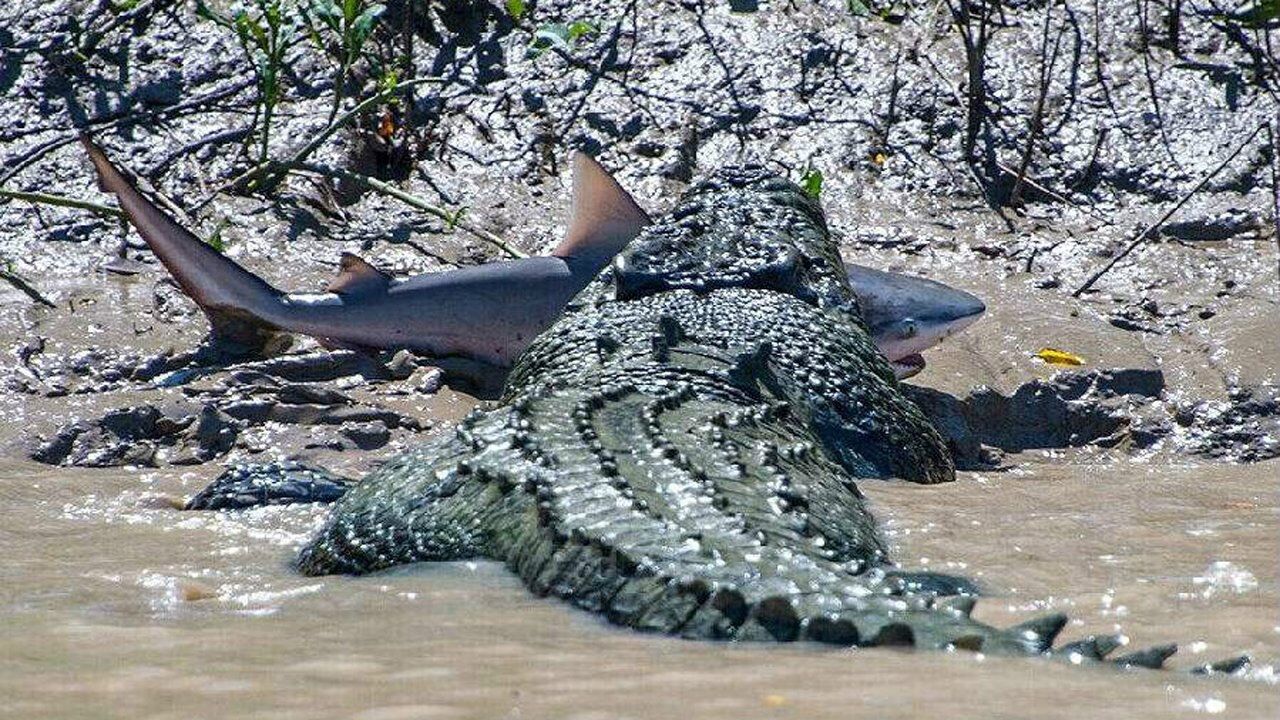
[529, 20, 597, 57]
[194, 0, 231, 27]
[379, 68, 400, 93]
[529, 23, 571, 56]
[1244, 0, 1280, 26]
[204, 220, 229, 253]
[310, 0, 343, 31]
[566, 20, 597, 40]
[505, 0, 526, 21]
[846, 0, 871, 16]
[800, 167, 823, 199]
[352, 3, 384, 44]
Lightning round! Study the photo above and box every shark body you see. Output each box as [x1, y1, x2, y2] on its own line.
[83, 139, 983, 379]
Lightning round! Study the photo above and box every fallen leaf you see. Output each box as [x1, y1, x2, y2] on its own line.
[1034, 348, 1085, 366]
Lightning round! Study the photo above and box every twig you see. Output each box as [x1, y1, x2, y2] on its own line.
[283, 161, 528, 259]
[993, 161, 1107, 221]
[0, 79, 255, 185]
[148, 127, 253, 178]
[0, 188, 124, 218]
[945, 0, 995, 164]
[553, 1, 636, 143]
[76, 0, 175, 59]
[1070, 125, 1109, 191]
[1270, 120, 1279, 284]
[691, 0, 756, 140]
[1135, 0, 1181, 169]
[1010, 0, 1066, 207]
[0, 265, 57, 308]
[1072, 123, 1267, 297]
[194, 76, 442, 206]
[1089, 0, 1124, 131]
[286, 77, 441, 175]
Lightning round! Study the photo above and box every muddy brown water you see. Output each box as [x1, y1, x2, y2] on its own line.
[1, 454, 1275, 720]
[3, 260, 1279, 719]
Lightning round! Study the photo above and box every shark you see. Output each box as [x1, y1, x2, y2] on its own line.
[82, 138, 983, 382]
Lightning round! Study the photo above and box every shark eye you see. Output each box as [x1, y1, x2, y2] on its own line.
[901, 319, 917, 338]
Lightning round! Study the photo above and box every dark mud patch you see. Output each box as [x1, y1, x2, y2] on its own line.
[18, 344, 441, 469]
[907, 368, 1280, 469]
[19, 343, 1279, 473]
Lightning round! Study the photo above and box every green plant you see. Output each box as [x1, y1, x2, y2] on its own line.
[196, 0, 306, 166]
[527, 20, 597, 58]
[505, 0, 527, 21]
[302, 0, 386, 124]
[1241, 0, 1280, 27]
[205, 219, 230, 252]
[800, 166, 823, 198]
[845, 0, 905, 22]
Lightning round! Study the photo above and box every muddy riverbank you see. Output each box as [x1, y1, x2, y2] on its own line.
[1, 1, 1277, 717]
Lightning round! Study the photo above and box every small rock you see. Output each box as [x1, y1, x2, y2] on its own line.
[274, 383, 351, 406]
[101, 257, 149, 275]
[414, 367, 444, 395]
[184, 461, 351, 510]
[1160, 209, 1264, 242]
[1109, 316, 1156, 333]
[335, 374, 365, 390]
[341, 421, 390, 450]
[386, 350, 419, 380]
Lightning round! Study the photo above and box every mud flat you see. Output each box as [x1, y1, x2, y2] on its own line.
[1, 1, 1277, 717]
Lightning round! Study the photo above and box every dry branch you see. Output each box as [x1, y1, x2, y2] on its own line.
[1072, 123, 1268, 297]
[0, 264, 57, 308]
[283, 161, 527, 260]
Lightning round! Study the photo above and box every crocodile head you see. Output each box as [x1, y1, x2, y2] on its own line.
[609, 165, 857, 318]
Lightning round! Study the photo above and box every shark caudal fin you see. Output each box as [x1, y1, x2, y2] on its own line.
[82, 137, 285, 349]
[551, 152, 651, 273]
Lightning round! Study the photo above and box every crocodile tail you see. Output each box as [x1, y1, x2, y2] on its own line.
[483, 383, 1246, 675]
[295, 425, 499, 575]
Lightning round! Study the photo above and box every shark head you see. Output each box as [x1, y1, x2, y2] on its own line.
[844, 263, 986, 378]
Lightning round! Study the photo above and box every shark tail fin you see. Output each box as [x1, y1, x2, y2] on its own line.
[81, 136, 285, 350]
[551, 152, 651, 271]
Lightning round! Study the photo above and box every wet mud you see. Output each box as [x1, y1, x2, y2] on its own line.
[1, 0, 1277, 717]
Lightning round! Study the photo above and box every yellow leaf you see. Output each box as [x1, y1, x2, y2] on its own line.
[762, 694, 787, 708]
[1034, 347, 1085, 366]
[872, 152, 887, 166]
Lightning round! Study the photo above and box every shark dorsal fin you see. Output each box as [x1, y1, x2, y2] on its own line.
[329, 252, 392, 296]
[551, 152, 651, 266]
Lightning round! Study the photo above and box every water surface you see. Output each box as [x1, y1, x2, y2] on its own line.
[2, 457, 1274, 719]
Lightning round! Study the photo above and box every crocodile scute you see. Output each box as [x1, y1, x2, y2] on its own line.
[295, 166, 1238, 669]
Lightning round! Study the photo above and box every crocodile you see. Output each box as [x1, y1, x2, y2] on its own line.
[293, 164, 1246, 671]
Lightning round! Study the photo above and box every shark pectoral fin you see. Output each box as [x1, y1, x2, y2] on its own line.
[328, 252, 392, 296]
[551, 152, 651, 267]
